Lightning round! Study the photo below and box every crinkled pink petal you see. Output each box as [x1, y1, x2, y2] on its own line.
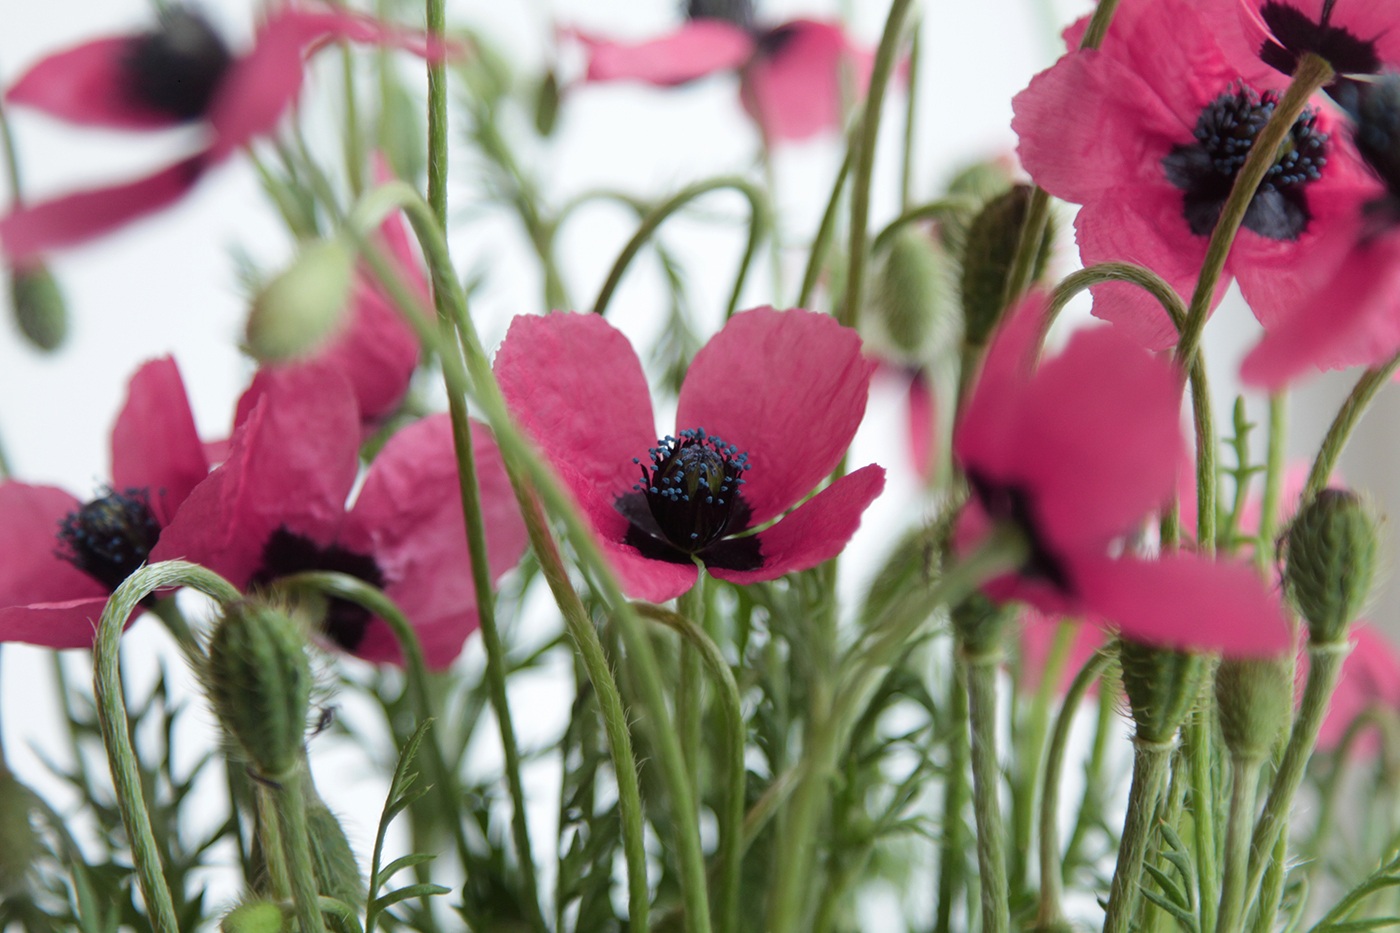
[151, 363, 361, 586]
[1017, 608, 1106, 696]
[1221, 0, 1400, 76]
[0, 156, 206, 261]
[0, 597, 126, 649]
[495, 311, 658, 506]
[0, 482, 107, 607]
[110, 357, 208, 525]
[1316, 624, 1400, 756]
[677, 307, 874, 528]
[571, 20, 754, 86]
[741, 20, 860, 142]
[1076, 551, 1291, 656]
[344, 415, 527, 669]
[906, 369, 936, 483]
[708, 464, 884, 586]
[5, 36, 184, 130]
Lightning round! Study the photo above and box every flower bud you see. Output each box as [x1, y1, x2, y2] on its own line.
[220, 900, 287, 933]
[534, 70, 562, 137]
[1215, 657, 1292, 762]
[937, 156, 1016, 255]
[203, 601, 313, 778]
[951, 591, 1015, 659]
[9, 263, 67, 352]
[1118, 639, 1208, 745]
[1284, 489, 1380, 645]
[244, 238, 356, 363]
[306, 785, 364, 906]
[866, 226, 958, 363]
[0, 770, 41, 897]
[960, 184, 1054, 350]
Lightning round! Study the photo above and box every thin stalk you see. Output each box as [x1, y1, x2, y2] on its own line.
[964, 648, 1009, 933]
[899, 22, 922, 210]
[1014, 622, 1075, 888]
[1216, 755, 1264, 933]
[678, 567, 707, 801]
[1304, 352, 1400, 501]
[274, 765, 327, 933]
[1256, 394, 1288, 570]
[1186, 709, 1220, 933]
[255, 782, 293, 900]
[936, 656, 970, 933]
[1102, 738, 1174, 933]
[870, 195, 980, 254]
[797, 146, 853, 309]
[839, 0, 916, 330]
[1065, 676, 1117, 867]
[1035, 649, 1113, 931]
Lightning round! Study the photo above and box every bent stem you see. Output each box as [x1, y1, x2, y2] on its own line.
[1102, 738, 1174, 933]
[273, 764, 326, 933]
[1304, 352, 1400, 501]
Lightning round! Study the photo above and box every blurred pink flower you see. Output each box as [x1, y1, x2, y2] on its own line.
[495, 307, 885, 601]
[1016, 608, 1107, 697]
[1313, 625, 1400, 759]
[1204, 0, 1400, 82]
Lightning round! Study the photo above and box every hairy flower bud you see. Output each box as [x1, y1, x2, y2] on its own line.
[1284, 489, 1380, 645]
[1118, 640, 1208, 745]
[220, 900, 287, 933]
[960, 184, 1054, 349]
[306, 785, 364, 906]
[951, 590, 1015, 658]
[244, 238, 356, 362]
[204, 601, 313, 778]
[937, 156, 1016, 255]
[867, 226, 958, 363]
[9, 263, 67, 352]
[0, 770, 41, 897]
[1215, 657, 1292, 761]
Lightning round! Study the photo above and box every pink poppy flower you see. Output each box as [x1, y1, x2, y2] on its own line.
[568, 1, 873, 143]
[0, 357, 207, 647]
[0, 4, 448, 260]
[1308, 625, 1400, 759]
[1205, 0, 1400, 83]
[150, 362, 526, 669]
[1016, 608, 1107, 697]
[953, 295, 1290, 656]
[494, 307, 885, 602]
[1011, 0, 1373, 350]
[1242, 75, 1400, 388]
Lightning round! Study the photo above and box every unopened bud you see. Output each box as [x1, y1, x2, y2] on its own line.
[306, 785, 364, 905]
[1118, 639, 1208, 745]
[244, 238, 356, 362]
[204, 601, 312, 778]
[952, 591, 1015, 659]
[0, 770, 41, 897]
[534, 70, 562, 137]
[960, 184, 1054, 349]
[9, 263, 67, 352]
[938, 157, 1016, 255]
[1216, 657, 1292, 761]
[1284, 489, 1380, 645]
[867, 226, 957, 363]
[221, 900, 287, 933]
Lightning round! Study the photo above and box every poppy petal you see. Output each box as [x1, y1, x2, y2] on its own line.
[110, 357, 208, 526]
[0, 482, 107, 609]
[0, 598, 125, 650]
[741, 20, 862, 142]
[6, 36, 184, 130]
[572, 20, 755, 86]
[677, 307, 874, 528]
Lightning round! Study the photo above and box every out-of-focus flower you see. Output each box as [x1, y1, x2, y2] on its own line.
[1313, 624, 1400, 759]
[1016, 607, 1108, 696]
[0, 4, 449, 259]
[495, 307, 885, 601]
[1012, 0, 1374, 350]
[151, 363, 526, 669]
[953, 294, 1290, 656]
[0, 357, 207, 646]
[1206, 0, 1400, 82]
[567, 0, 875, 143]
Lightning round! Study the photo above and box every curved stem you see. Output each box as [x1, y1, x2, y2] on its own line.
[1304, 352, 1400, 501]
[797, 147, 853, 309]
[1102, 738, 1174, 933]
[93, 562, 242, 933]
[839, 0, 916, 329]
[590, 177, 768, 319]
[871, 195, 981, 255]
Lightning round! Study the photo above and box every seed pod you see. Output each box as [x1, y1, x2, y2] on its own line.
[9, 263, 67, 352]
[1284, 489, 1380, 645]
[1216, 656, 1292, 761]
[867, 226, 958, 363]
[220, 900, 287, 933]
[244, 237, 356, 362]
[960, 184, 1054, 350]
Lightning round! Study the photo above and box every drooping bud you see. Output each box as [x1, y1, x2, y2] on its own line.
[1284, 488, 1380, 645]
[1215, 656, 1292, 762]
[866, 226, 958, 363]
[960, 184, 1054, 349]
[203, 601, 313, 778]
[244, 237, 356, 362]
[9, 263, 68, 351]
[1118, 639, 1208, 745]
[0, 770, 41, 897]
[937, 156, 1016, 255]
[220, 899, 287, 933]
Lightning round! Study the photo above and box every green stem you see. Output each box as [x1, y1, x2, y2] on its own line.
[1035, 649, 1112, 931]
[964, 648, 1009, 933]
[1187, 709, 1220, 933]
[870, 195, 980, 255]
[0, 79, 25, 200]
[1216, 754, 1264, 933]
[1255, 394, 1287, 573]
[1014, 623, 1075, 888]
[1173, 53, 1335, 371]
[797, 146, 853, 309]
[1304, 352, 1400, 501]
[255, 781, 293, 900]
[936, 655, 971, 933]
[677, 566, 707, 805]
[425, 0, 447, 226]
[274, 765, 326, 933]
[899, 23, 921, 210]
[1102, 738, 1174, 933]
[1065, 676, 1116, 867]
[839, 0, 915, 330]
[92, 562, 242, 933]
[590, 176, 767, 319]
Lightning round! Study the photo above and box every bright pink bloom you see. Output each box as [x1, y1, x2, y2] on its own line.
[954, 295, 1290, 656]
[0, 357, 207, 647]
[568, 5, 873, 143]
[1312, 625, 1400, 759]
[1242, 76, 1400, 388]
[1012, 0, 1373, 350]
[1205, 0, 1400, 82]
[1, 4, 448, 259]
[1016, 608, 1107, 696]
[151, 363, 525, 669]
[495, 307, 885, 601]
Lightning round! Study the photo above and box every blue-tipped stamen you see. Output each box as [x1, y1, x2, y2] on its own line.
[632, 427, 750, 553]
[57, 487, 162, 592]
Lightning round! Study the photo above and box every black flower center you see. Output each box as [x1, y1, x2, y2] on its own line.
[685, 0, 755, 31]
[1162, 86, 1329, 240]
[1351, 74, 1400, 229]
[1258, 0, 1382, 77]
[965, 471, 1074, 595]
[57, 488, 161, 592]
[633, 427, 749, 554]
[250, 527, 386, 653]
[121, 6, 235, 121]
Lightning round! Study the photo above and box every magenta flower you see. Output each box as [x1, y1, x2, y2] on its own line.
[1012, 0, 1372, 350]
[953, 295, 1289, 656]
[1016, 608, 1107, 697]
[151, 363, 527, 669]
[1, 4, 447, 259]
[569, 0, 873, 143]
[1206, 0, 1400, 82]
[0, 357, 208, 647]
[1242, 75, 1400, 388]
[495, 307, 885, 602]
[1313, 625, 1400, 758]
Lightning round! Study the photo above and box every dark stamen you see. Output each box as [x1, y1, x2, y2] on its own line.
[250, 527, 386, 653]
[685, 0, 755, 31]
[121, 6, 235, 121]
[632, 427, 750, 554]
[965, 471, 1074, 595]
[57, 488, 161, 592]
